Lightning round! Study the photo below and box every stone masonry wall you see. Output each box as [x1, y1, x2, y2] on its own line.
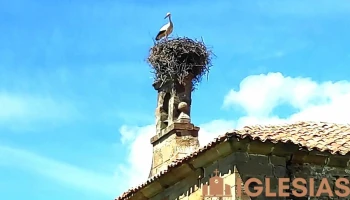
[149, 152, 350, 200]
[288, 163, 350, 200]
[150, 128, 199, 176]
[151, 133, 177, 176]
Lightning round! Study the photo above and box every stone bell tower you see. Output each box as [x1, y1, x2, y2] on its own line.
[147, 37, 212, 178]
[148, 75, 200, 177]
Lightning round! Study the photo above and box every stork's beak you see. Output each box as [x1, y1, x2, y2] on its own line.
[164, 16, 167, 19]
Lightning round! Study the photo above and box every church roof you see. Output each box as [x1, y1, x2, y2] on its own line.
[116, 121, 350, 200]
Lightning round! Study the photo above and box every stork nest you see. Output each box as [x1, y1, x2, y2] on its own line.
[147, 37, 213, 90]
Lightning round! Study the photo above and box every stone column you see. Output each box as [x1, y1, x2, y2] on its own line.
[149, 76, 200, 178]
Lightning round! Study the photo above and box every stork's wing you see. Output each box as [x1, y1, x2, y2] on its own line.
[155, 30, 166, 41]
[156, 22, 169, 40]
[159, 23, 169, 31]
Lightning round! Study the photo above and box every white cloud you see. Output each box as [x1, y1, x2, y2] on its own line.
[0, 92, 80, 130]
[117, 125, 154, 191]
[198, 120, 236, 146]
[0, 145, 118, 196]
[223, 72, 350, 125]
[117, 72, 350, 194]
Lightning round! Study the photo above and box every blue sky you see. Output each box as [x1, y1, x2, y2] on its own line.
[1, 0, 350, 199]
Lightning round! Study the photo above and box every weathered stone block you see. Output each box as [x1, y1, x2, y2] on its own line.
[191, 148, 220, 168]
[274, 166, 287, 177]
[218, 152, 236, 168]
[272, 142, 298, 156]
[237, 162, 273, 176]
[235, 155, 274, 177]
[149, 121, 200, 178]
[215, 141, 234, 157]
[328, 156, 349, 168]
[234, 152, 250, 163]
[230, 138, 249, 151]
[290, 152, 307, 164]
[270, 155, 287, 166]
[248, 140, 275, 155]
[304, 155, 328, 165]
[153, 150, 163, 167]
[218, 161, 234, 176]
[142, 182, 163, 198]
[250, 154, 269, 165]
[327, 167, 350, 176]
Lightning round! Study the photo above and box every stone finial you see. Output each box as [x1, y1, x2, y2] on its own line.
[178, 102, 189, 114]
[177, 102, 190, 123]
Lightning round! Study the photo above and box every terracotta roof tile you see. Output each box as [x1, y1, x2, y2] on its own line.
[116, 121, 350, 200]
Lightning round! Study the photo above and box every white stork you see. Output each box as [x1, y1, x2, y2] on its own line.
[155, 12, 173, 41]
